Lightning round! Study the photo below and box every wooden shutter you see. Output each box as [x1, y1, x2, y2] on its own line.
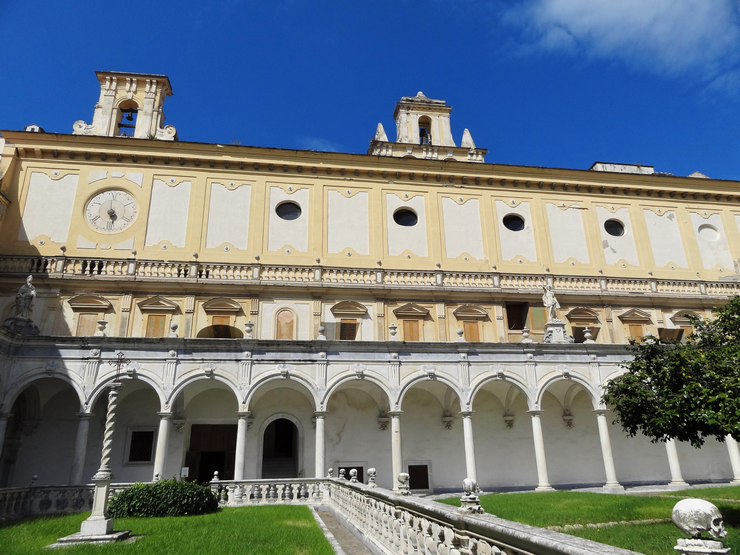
[146, 315, 166, 338]
[339, 319, 358, 340]
[463, 321, 480, 342]
[403, 320, 420, 341]
[76, 313, 98, 336]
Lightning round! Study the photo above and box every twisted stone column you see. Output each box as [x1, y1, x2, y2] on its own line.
[81, 382, 122, 536]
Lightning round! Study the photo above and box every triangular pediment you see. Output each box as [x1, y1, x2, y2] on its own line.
[137, 296, 179, 312]
[618, 308, 653, 323]
[393, 303, 430, 318]
[330, 301, 368, 317]
[565, 307, 600, 324]
[453, 304, 488, 320]
[67, 294, 112, 311]
[202, 298, 243, 314]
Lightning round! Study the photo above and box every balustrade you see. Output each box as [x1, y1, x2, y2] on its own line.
[0, 485, 96, 522]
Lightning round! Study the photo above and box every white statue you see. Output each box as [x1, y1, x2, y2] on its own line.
[15, 275, 36, 319]
[542, 285, 560, 322]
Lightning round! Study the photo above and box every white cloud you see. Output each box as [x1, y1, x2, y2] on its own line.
[506, 0, 740, 77]
[296, 136, 342, 152]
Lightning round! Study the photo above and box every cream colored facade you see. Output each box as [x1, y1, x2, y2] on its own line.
[0, 72, 739, 492]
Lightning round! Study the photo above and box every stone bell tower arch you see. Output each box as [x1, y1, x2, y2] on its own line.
[73, 71, 177, 141]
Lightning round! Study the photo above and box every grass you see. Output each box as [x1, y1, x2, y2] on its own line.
[439, 487, 740, 555]
[0, 506, 333, 555]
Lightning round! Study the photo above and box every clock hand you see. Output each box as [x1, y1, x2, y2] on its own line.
[107, 208, 118, 221]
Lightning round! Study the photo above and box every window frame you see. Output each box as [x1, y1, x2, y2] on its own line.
[124, 427, 157, 465]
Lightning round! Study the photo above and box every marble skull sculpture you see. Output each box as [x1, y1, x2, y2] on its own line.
[672, 498, 727, 539]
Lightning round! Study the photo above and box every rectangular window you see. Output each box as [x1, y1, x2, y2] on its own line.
[127, 429, 155, 463]
[212, 315, 231, 338]
[628, 324, 644, 340]
[462, 321, 480, 342]
[76, 313, 98, 337]
[505, 303, 528, 330]
[339, 319, 358, 340]
[146, 315, 166, 338]
[403, 320, 420, 341]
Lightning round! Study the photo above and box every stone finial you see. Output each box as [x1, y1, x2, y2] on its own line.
[339, 468, 346, 480]
[349, 469, 358, 483]
[389, 323, 399, 341]
[317, 326, 327, 340]
[327, 468, 333, 478]
[521, 328, 533, 343]
[461, 128, 476, 149]
[367, 468, 377, 488]
[94, 320, 108, 337]
[583, 327, 595, 344]
[212, 471, 219, 482]
[375, 123, 388, 142]
[458, 478, 484, 514]
[30, 475, 38, 486]
[244, 321, 254, 339]
[397, 472, 411, 496]
[168, 322, 179, 337]
[456, 329, 466, 342]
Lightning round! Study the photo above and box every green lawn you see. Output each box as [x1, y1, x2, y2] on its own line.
[0, 506, 333, 555]
[439, 488, 740, 555]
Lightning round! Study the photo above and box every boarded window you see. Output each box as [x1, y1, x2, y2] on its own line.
[276, 310, 294, 339]
[403, 320, 420, 341]
[528, 307, 548, 330]
[128, 430, 155, 463]
[212, 315, 231, 339]
[146, 315, 166, 338]
[408, 464, 429, 490]
[462, 321, 480, 342]
[76, 313, 98, 336]
[628, 324, 644, 340]
[339, 319, 358, 340]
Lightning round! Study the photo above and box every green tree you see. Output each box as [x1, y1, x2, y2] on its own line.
[602, 296, 740, 448]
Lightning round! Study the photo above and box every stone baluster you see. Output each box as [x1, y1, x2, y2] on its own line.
[389, 411, 403, 490]
[665, 438, 689, 487]
[152, 412, 173, 481]
[528, 410, 554, 491]
[594, 409, 623, 491]
[234, 411, 250, 481]
[69, 412, 93, 485]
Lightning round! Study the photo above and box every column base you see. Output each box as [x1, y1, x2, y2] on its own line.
[667, 481, 691, 490]
[50, 529, 131, 548]
[535, 485, 555, 492]
[602, 484, 625, 494]
[730, 479, 740, 486]
[80, 517, 114, 536]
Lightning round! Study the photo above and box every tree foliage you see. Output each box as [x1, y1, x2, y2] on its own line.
[602, 296, 740, 448]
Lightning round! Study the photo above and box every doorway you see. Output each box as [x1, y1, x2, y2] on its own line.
[186, 424, 237, 484]
[261, 418, 299, 478]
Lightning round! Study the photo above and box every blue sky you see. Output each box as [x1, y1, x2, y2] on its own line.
[2, 0, 740, 180]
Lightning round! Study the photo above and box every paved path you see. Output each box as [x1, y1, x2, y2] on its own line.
[317, 510, 372, 555]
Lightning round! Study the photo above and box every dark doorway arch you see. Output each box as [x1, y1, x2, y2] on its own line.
[261, 418, 298, 478]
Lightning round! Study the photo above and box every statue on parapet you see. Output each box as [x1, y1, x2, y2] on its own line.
[3, 275, 40, 336]
[542, 285, 560, 322]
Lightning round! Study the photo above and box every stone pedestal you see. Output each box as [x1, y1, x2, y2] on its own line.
[2, 316, 39, 336]
[543, 320, 573, 344]
[674, 539, 730, 555]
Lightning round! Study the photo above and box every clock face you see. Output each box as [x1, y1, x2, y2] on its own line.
[85, 190, 138, 233]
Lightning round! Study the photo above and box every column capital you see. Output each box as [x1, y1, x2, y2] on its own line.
[460, 410, 474, 417]
[527, 409, 545, 416]
[157, 412, 174, 419]
[388, 410, 404, 417]
[76, 412, 94, 420]
[592, 408, 609, 416]
[236, 411, 252, 419]
[313, 411, 328, 418]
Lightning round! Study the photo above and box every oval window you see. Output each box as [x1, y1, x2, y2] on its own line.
[604, 219, 625, 237]
[393, 208, 418, 226]
[502, 214, 525, 232]
[698, 224, 719, 242]
[276, 202, 302, 221]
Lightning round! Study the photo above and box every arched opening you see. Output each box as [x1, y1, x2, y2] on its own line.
[116, 99, 139, 137]
[418, 116, 432, 145]
[261, 418, 298, 478]
[196, 325, 243, 339]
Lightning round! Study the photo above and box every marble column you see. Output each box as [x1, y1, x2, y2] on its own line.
[665, 438, 689, 487]
[69, 412, 93, 485]
[0, 413, 10, 461]
[389, 411, 403, 490]
[460, 411, 478, 483]
[152, 412, 173, 481]
[528, 410, 554, 491]
[594, 410, 623, 491]
[314, 412, 327, 478]
[234, 411, 250, 481]
[726, 435, 740, 485]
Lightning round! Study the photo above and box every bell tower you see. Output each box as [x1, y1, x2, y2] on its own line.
[368, 92, 486, 163]
[73, 71, 177, 141]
